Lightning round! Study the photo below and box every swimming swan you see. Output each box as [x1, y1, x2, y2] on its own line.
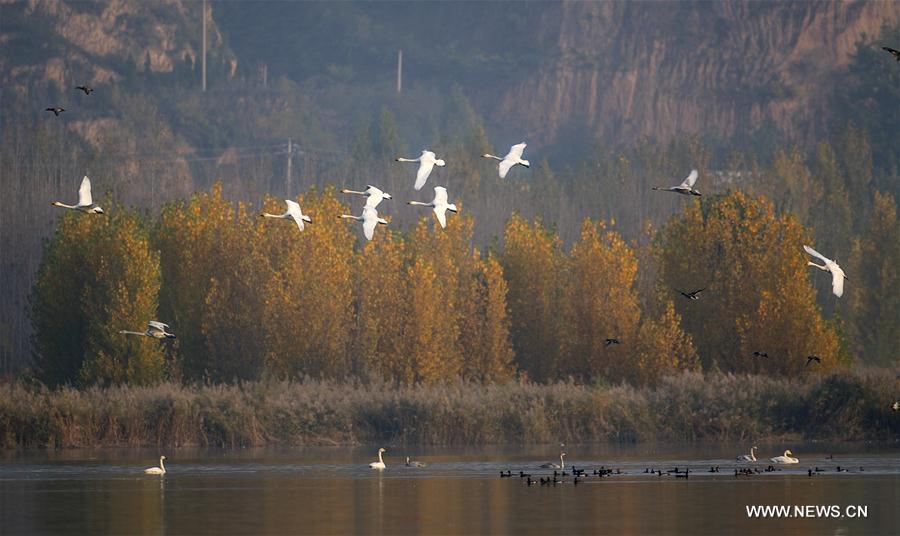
[540, 452, 566, 469]
[770, 450, 798, 464]
[737, 446, 758, 462]
[406, 456, 426, 468]
[144, 455, 167, 475]
[369, 448, 387, 470]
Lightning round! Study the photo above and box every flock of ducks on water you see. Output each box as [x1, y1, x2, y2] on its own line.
[137, 446, 871, 482]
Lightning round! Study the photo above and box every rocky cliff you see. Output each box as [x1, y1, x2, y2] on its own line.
[495, 1, 900, 149]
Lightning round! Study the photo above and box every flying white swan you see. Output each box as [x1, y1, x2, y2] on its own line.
[396, 150, 446, 191]
[770, 450, 798, 464]
[52, 176, 104, 213]
[737, 446, 758, 462]
[369, 448, 387, 470]
[341, 185, 392, 208]
[407, 186, 458, 228]
[803, 245, 846, 297]
[652, 169, 701, 196]
[482, 142, 530, 179]
[406, 456, 426, 468]
[340, 206, 388, 241]
[119, 321, 176, 339]
[539, 452, 566, 469]
[144, 455, 167, 475]
[260, 199, 311, 231]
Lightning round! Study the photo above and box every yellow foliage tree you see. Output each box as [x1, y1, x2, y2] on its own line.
[501, 214, 565, 382]
[561, 220, 642, 381]
[659, 191, 841, 374]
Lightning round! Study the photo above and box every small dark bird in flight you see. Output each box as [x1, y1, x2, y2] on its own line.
[806, 355, 821, 366]
[752, 351, 769, 358]
[677, 288, 705, 300]
[45, 107, 65, 116]
[883, 47, 900, 61]
[604, 338, 621, 347]
[76, 85, 94, 95]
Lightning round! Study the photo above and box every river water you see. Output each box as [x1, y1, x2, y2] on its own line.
[1, 443, 897, 535]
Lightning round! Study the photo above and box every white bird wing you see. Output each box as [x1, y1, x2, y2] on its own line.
[415, 160, 435, 190]
[680, 169, 699, 189]
[506, 143, 526, 161]
[498, 158, 516, 179]
[831, 266, 845, 297]
[364, 194, 384, 208]
[803, 245, 832, 264]
[433, 186, 448, 205]
[433, 206, 447, 228]
[147, 321, 168, 332]
[78, 176, 93, 206]
[362, 207, 378, 240]
[285, 200, 305, 230]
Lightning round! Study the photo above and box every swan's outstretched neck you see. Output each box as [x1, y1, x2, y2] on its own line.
[341, 189, 365, 195]
[52, 201, 77, 209]
[159, 457, 166, 473]
[407, 201, 431, 207]
[339, 214, 360, 221]
[482, 154, 502, 161]
[395, 157, 418, 163]
[807, 261, 828, 271]
[119, 330, 148, 336]
[260, 212, 280, 219]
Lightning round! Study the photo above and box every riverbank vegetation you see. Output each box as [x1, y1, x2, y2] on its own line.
[2, 369, 896, 449]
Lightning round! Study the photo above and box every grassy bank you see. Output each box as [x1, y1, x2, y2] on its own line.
[1, 370, 897, 449]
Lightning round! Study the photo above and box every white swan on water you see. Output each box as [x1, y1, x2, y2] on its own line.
[369, 448, 387, 470]
[144, 456, 167, 475]
[482, 143, 530, 179]
[737, 446, 758, 462]
[540, 452, 566, 469]
[407, 186, 458, 228]
[396, 150, 445, 191]
[260, 199, 311, 231]
[770, 450, 799, 464]
[803, 245, 846, 298]
[52, 176, 104, 214]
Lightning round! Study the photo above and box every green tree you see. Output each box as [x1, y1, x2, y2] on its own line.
[851, 192, 900, 365]
[32, 206, 164, 386]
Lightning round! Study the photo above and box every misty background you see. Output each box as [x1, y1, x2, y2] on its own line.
[1, 0, 899, 375]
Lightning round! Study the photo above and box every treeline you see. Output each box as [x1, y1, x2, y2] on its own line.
[29, 179, 899, 388]
[3, 370, 897, 449]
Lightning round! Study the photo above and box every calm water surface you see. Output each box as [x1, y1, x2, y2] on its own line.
[1, 443, 898, 535]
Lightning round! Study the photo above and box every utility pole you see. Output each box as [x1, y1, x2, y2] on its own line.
[397, 49, 402, 94]
[286, 138, 293, 198]
[202, 0, 207, 92]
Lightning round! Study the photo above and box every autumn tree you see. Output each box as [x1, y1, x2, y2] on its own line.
[658, 191, 841, 375]
[633, 301, 700, 385]
[560, 220, 642, 381]
[501, 214, 565, 381]
[260, 189, 355, 379]
[32, 206, 164, 386]
[462, 254, 515, 381]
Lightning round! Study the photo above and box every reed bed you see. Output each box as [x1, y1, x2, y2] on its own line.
[1, 370, 896, 449]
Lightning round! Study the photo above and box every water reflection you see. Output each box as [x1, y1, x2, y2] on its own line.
[1, 443, 897, 535]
